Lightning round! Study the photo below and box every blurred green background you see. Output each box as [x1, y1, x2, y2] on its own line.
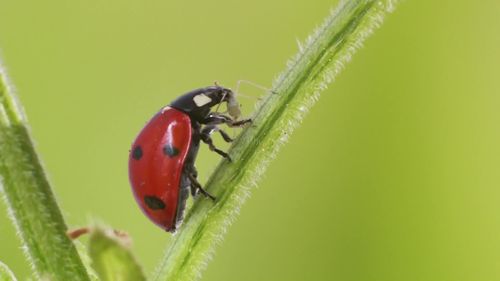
[1, 0, 500, 280]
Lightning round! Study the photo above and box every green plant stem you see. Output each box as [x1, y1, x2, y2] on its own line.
[0, 63, 90, 280]
[0, 261, 17, 281]
[152, 1, 399, 281]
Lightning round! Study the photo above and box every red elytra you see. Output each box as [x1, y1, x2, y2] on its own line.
[129, 107, 191, 231]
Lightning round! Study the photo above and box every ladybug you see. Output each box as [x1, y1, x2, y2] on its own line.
[128, 85, 251, 232]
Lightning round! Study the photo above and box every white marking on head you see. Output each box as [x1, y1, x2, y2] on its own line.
[193, 94, 212, 107]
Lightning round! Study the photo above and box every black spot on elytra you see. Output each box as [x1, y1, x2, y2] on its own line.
[163, 144, 180, 157]
[144, 196, 166, 210]
[132, 146, 143, 160]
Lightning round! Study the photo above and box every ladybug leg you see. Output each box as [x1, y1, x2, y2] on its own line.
[201, 125, 232, 161]
[188, 167, 199, 196]
[202, 124, 233, 143]
[187, 172, 216, 201]
[192, 165, 198, 178]
[227, 118, 252, 127]
[204, 113, 252, 128]
[200, 114, 252, 160]
[218, 128, 233, 143]
[203, 114, 232, 124]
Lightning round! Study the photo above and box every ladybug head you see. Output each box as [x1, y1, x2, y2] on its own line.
[170, 85, 241, 121]
[203, 86, 241, 120]
[203, 85, 234, 105]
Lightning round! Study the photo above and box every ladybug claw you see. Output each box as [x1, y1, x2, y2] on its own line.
[198, 188, 216, 201]
[218, 129, 233, 143]
[230, 118, 252, 127]
[213, 147, 231, 161]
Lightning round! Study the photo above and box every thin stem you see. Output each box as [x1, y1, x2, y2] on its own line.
[152, 1, 399, 281]
[0, 261, 17, 281]
[0, 62, 91, 280]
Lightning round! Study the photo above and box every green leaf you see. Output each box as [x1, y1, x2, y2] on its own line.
[89, 228, 146, 281]
[152, 1, 399, 281]
[0, 261, 17, 281]
[0, 62, 91, 280]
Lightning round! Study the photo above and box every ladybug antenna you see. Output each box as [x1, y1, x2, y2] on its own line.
[230, 92, 256, 100]
[235, 80, 275, 98]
